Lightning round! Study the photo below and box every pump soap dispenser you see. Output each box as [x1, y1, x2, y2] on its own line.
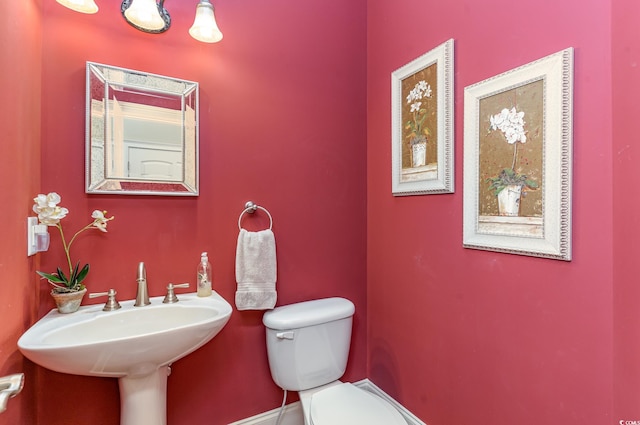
[197, 252, 212, 297]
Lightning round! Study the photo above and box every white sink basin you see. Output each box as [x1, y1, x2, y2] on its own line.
[18, 291, 232, 425]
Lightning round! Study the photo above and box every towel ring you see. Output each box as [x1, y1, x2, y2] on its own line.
[238, 201, 273, 231]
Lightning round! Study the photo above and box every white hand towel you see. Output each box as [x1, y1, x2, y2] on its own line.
[235, 228, 277, 310]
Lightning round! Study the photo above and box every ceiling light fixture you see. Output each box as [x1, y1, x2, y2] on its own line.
[121, 0, 171, 34]
[56, 0, 223, 43]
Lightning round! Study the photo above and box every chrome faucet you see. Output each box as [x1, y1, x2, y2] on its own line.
[134, 262, 150, 306]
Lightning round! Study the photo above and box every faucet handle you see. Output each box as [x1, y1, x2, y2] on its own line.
[162, 283, 190, 304]
[89, 288, 122, 311]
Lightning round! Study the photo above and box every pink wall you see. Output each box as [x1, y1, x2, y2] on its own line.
[31, 0, 367, 424]
[7, 1, 640, 424]
[612, 0, 640, 421]
[367, 0, 616, 424]
[0, 1, 42, 424]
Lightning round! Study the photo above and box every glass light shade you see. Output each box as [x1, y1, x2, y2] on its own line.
[56, 0, 98, 14]
[123, 0, 166, 31]
[189, 0, 223, 43]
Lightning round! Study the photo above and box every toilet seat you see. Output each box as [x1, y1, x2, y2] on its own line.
[309, 383, 406, 425]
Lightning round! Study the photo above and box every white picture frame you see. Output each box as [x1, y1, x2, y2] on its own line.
[463, 48, 573, 260]
[391, 39, 455, 195]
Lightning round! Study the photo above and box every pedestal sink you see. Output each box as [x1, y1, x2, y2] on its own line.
[18, 291, 232, 425]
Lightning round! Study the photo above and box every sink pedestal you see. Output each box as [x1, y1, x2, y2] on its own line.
[119, 366, 169, 425]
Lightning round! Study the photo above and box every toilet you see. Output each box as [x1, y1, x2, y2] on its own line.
[263, 297, 407, 425]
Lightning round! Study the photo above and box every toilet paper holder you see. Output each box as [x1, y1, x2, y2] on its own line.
[0, 373, 24, 414]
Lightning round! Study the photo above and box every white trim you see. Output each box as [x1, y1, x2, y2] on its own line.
[228, 379, 426, 425]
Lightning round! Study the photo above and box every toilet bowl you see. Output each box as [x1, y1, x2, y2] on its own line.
[263, 298, 407, 425]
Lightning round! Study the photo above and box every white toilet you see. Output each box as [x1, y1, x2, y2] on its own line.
[263, 297, 407, 425]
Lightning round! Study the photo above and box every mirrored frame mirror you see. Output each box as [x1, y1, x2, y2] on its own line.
[86, 62, 199, 196]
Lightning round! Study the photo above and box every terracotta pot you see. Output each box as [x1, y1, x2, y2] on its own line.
[50, 288, 87, 314]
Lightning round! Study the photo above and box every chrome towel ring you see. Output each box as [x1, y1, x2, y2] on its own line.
[238, 201, 273, 230]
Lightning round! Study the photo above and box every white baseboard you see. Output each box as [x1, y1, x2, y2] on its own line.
[228, 379, 425, 425]
[227, 399, 303, 425]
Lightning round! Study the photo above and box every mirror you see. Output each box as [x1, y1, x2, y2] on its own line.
[86, 62, 199, 196]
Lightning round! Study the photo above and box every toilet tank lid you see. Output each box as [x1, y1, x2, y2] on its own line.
[263, 297, 355, 330]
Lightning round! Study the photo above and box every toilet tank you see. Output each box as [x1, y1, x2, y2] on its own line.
[263, 297, 355, 391]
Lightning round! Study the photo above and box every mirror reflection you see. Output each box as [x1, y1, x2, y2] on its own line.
[86, 62, 199, 196]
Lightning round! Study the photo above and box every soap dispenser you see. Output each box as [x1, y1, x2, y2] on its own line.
[197, 252, 212, 297]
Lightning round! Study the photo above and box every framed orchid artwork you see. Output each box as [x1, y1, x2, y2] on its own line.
[391, 39, 454, 195]
[463, 48, 573, 260]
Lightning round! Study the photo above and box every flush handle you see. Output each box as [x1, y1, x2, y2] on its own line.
[276, 331, 294, 340]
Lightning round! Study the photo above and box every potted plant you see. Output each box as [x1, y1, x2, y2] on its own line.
[486, 107, 538, 216]
[404, 80, 432, 167]
[33, 192, 114, 313]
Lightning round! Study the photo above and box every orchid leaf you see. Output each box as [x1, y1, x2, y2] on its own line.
[76, 263, 90, 285]
[36, 271, 65, 284]
[56, 267, 68, 283]
[69, 262, 80, 284]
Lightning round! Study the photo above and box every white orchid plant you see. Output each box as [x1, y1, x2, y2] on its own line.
[486, 107, 538, 196]
[33, 192, 114, 293]
[404, 80, 432, 146]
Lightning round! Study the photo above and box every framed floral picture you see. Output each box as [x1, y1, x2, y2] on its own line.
[391, 39, 454, 195]
[463, 48, 573, 260]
